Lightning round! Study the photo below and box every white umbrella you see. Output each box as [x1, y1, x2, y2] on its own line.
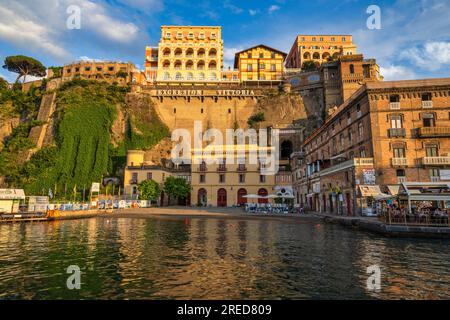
[243, 194, 262, 199]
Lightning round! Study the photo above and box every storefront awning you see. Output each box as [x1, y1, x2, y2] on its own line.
[387, 185, 400, 196]
[0, 189, 25, 200]
[359, 185, 392, 200]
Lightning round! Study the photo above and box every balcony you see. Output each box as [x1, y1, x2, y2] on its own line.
[129, 179, 138, 185]
[392, 158, 408, 166]
[388, 128, 406, 138]
[421, 157, 450, 166]
[418, 127, 450, 138]
[389, 102, 401, 110]
[198, 165, 207, 172]
[217, 165, 227, 172]
[319, 158, 374, 176]
[237, 165, 247, 172]
[422, 100, 433, 108]
[397, 177, 407, 184]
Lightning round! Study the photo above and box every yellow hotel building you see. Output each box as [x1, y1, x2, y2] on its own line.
[234, 45, 287, 82]
[191, 145, 277, 207]
[286, 35, 357, 69]
[157, 26, 223, 82]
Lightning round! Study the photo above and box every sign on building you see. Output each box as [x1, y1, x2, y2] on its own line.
[91, 183, 100, 193]
[440, 170, 450, 181]
[363, 169, 376, 185]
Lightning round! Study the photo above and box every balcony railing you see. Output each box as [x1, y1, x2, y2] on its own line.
[217, 165, 227, 172]
[392, 158, 408, 166]
[422, 100, 433, 108]
[198, 165, 207, 172]
[388, 128, 406, 138]
[418, 127, 450, 137]
[421, 157, 450, 165]
[397, 177, 407, 184]
[129, 179, 138, 185]
[389, 102, 401, 110]
[319, 158, 374, 176]
[237, 165, 247, 172]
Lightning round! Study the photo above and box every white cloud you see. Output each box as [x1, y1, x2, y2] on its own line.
[0, 5, 69, 60]
[0, 0, 143, 62]
[117, 0, 164, 13]
[380, 65, 417, 81]
[224, 1, 243, 14]
[268, 5, 280, 14]
[401, 42, 450, 71]
[249, 9, 258, 16]
[223, 47, 244, 69]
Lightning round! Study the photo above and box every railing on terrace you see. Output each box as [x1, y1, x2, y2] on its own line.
[392, 158, 408, 166]
[379, 211, 450, 228]
[389, 102, 401, 110]
[319, 158, 374, 176]
[418, 127, 450, 137]
[388, 128, 406, 138]
[421, 157, 450, 165]
[422, 100, 433, 108]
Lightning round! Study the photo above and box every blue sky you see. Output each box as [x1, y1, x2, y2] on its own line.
[0, 0, 449, 82]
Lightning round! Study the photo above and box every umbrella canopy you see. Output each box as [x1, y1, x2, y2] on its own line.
[243, 194, 262, 199]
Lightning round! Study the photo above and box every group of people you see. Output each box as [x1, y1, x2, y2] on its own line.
[381, 204, 450, 225]
[244, 203, 292, 214]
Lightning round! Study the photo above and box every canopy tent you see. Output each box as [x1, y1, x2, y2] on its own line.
[397, 182, 450, 212]
[0, 189, 25, 200]
[243, 194, 262, 199]
[358, 185, 391, 199]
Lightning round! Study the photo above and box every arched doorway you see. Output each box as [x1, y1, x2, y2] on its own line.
[237, 188, 247, 206]
[258, 188, 268, 204]
[217, 188, 227, 207]
[198, 188, 207, 206]
[281, 140, 293, 160]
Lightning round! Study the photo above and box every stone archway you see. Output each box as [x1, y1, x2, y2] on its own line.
[237, 188, 247, 206]
[217, 188, 227, 207]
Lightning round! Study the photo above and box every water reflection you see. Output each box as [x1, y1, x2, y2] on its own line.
[0, 217, 449, 299]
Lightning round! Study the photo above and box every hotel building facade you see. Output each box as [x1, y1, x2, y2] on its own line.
[234, 45, 287, 82]
[156, 26, 224, 83]
[286, 35, 357, 69]
[293, 78, 450, 215]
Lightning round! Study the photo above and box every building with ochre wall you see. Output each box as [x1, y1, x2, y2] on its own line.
[286, 35, 357, 69]
[234, 45, 287, 82]
[157, 26, 223, 82]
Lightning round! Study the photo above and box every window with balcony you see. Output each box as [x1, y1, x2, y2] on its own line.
[393, 147, 406, 160]
[131, 173, 138, 184]
[422, 113, 435, 127]
[422, 92, 433, 108]
[360, 147, 367, 158]
[259, 63, 265, 69]
[147, 172, 152, 180]
[429, 169, 440, 181]
[358, 122, 364, 138]
[426, 144, 438, 157]
[397, 169, 406, 183]
[349, 64, 355, 74]
[389, 94, 400, 109]
[348, 129, 353, 143]
[247, 64, 253, 72]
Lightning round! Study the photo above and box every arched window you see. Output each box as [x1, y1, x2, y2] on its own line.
[313, 52, 320, 60]
[163, 72, 170, 80]
[237, 188, 247, 206]
[322, 52, 330, 60]
[349, 64, 355, 74]
[162, 60, 170, 69]
[198, 72, 205, 80]
[303, 52, 311, 60]
[187, 72, 193, 80]
[197, 60, 205, 70]
[185, 60, 193, 70]
[208, 61, 217, 70]
[174, 60, 182, 69]
[209, 48, 217, 57]
[174, 48, 182, 57]
[186, 48, 194, 57]
[198, 188, 207, 206]
[162, 48, 170, 56]
[197, 48, 205, 57]
[175, 72, 182, 80]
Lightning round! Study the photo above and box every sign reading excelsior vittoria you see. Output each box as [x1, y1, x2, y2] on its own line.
[154, 89, 257, 97]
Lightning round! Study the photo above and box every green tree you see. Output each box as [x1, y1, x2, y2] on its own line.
[163, 176, 191, 202]
[3, 55, 46, 83]
[138, 179, 161, 201]
[0, 77, 8, 90]
[247, 112, 265, 129]
[302, 60, 320, 71]
[48, 66, 63, 78]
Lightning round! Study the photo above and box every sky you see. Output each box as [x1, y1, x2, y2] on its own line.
[0, 0, 449, 82]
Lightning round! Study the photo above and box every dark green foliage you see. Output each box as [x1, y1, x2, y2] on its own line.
[138, 179, 161, 201]
[163, 176, 191, 200]
[247, 112, 265, 128]
[302, 60, 320, 71]
[0, 77, 8, 90]
[3, 55, 46, 83]
[48, 66, 62, 79]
